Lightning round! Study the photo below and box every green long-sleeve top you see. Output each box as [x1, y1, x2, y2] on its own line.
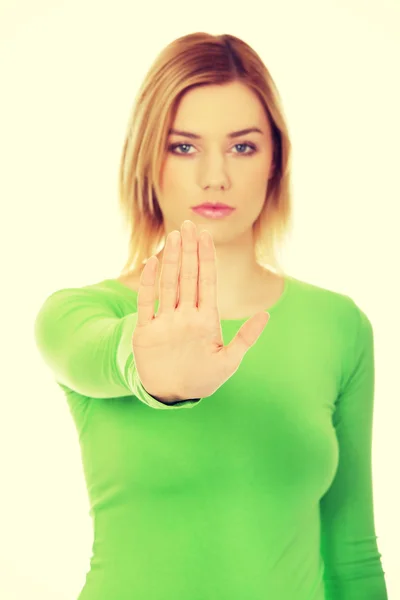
[33, 274, 388, 600]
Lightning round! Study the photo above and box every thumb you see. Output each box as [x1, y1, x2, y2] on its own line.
[224, 311, 270, 373]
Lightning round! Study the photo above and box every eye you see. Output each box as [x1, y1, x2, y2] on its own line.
[168, 142, 257, 156]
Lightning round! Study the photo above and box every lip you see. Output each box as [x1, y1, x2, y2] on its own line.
[192, 204, 233, 209]
[191, 205, 236, 219]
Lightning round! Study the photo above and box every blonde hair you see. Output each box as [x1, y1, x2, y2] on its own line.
[118, 32, 293, 277]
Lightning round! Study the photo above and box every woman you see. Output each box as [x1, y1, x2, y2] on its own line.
[34, 32, 388, 599]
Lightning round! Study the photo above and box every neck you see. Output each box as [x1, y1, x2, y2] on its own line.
[212, 243, 265, 309]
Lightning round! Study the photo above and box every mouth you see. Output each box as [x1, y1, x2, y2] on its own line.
[191, 204, 234, 210]
[191, 205, 236, 219]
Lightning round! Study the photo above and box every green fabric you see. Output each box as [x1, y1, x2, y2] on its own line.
[33, 275, 388, 599]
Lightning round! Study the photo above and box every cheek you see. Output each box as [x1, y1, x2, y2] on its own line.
[237, 169, 270, 202]
[251, 157, 272, 179]
[159, 159, 190, 193]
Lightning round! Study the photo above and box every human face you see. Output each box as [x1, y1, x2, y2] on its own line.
[157, 81, 275, 248]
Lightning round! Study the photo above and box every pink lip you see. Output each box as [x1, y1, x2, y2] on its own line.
[192, 205, 233, 209]
[191, 206, 236, 219]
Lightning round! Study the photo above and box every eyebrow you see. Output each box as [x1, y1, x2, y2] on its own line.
[168, 127, 264, 139]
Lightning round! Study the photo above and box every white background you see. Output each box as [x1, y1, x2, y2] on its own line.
[0, 0, 399, 598]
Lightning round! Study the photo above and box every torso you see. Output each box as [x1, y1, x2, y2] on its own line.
[115, 266, 286, 321]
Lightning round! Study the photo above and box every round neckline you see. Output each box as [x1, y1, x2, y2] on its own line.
[102, 274, 294, 322]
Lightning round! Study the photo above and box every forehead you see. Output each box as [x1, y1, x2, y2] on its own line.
[171, 82, 270, 137]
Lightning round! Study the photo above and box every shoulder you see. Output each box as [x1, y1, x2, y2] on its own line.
[115, 270, 142, 292]
[288, 275, 374, 393]
[288, 275, 373, 344]
[289, 275, 365, 314]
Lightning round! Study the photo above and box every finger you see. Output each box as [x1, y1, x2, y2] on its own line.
[197, 230, 218, 312]
[178, 220, 199, 308]
[136, 256, 158, 327]
[157, 231, 181, 315]
[224, 312, 270, 371]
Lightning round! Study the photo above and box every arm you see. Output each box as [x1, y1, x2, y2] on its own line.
[33, 286, 202, 409]
[320, 305, 388, 599]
